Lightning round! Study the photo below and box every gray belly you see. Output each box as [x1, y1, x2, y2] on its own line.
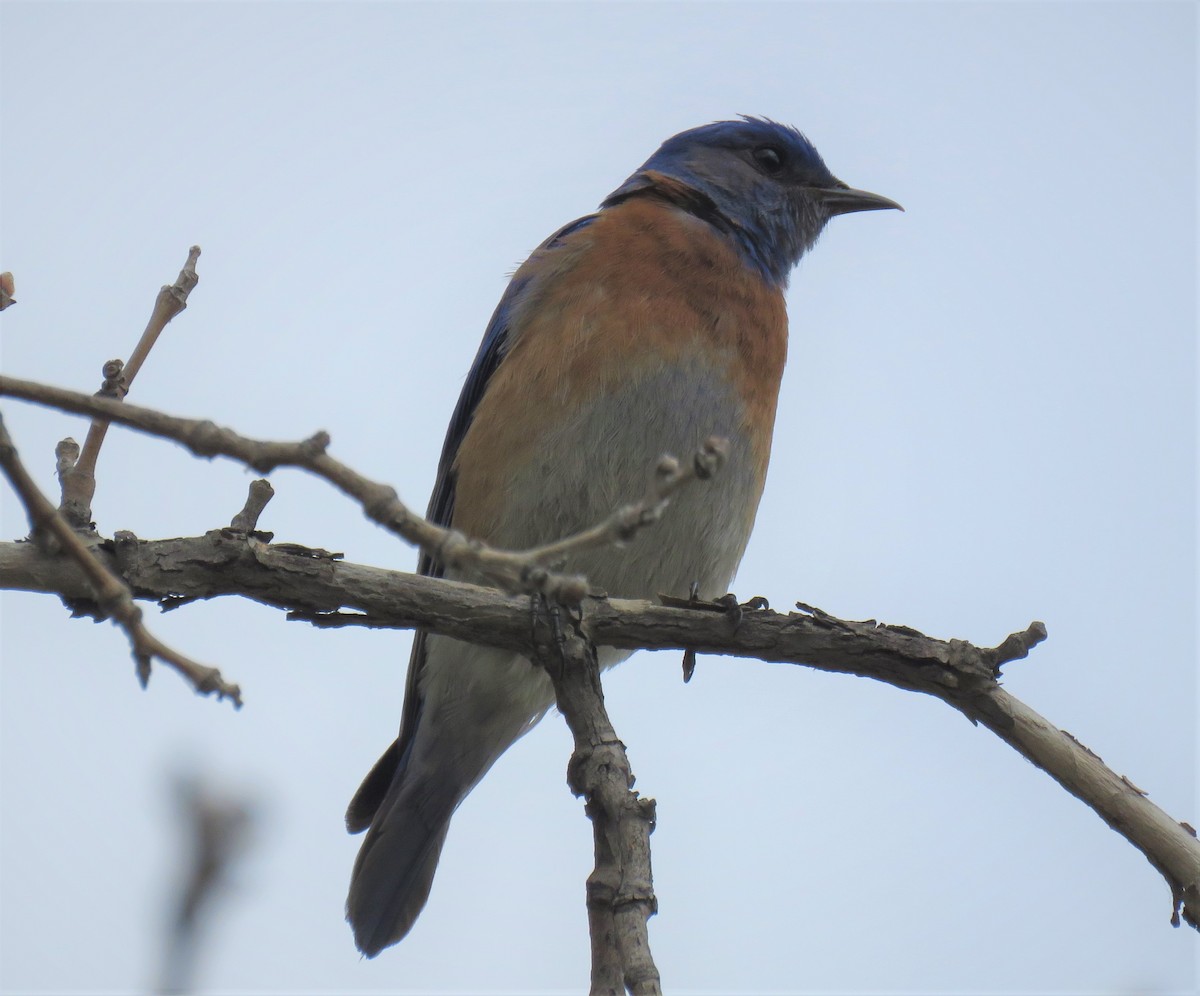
[482, 358, 764, 603]
[410, 360, 767, 789]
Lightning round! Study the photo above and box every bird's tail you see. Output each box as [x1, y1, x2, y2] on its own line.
[345, 639, 563, 956]
[344, 738, 464, 958]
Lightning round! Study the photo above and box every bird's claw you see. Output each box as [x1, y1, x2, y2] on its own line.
[671, 587, 769, 682]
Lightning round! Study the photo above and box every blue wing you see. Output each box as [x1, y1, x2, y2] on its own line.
[346, 212, 599, 832]
[418, 211, 600, 573]
[416, 275, 527, 577]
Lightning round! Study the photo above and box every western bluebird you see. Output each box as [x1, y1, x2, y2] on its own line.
[345, 117, 900, 956]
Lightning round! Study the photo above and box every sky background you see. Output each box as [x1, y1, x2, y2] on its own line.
[0, 2, 1196, 994]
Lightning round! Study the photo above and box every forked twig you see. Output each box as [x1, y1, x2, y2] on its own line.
[0, 412, 242, 707]
[60, 246, 201, 527]
[0, 375, 724, 605]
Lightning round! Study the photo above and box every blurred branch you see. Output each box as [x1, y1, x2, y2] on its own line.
[157, 772, 255, 994]
[61, 246, 201, 528]
[0, 413, 242, 707]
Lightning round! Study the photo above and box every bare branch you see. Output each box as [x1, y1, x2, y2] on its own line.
[61, 246, 202, 527]
[1, 361, 1193, 936]
[532, 610, 661, 995]
[2, 524, 1194, 928]
[125, 245, 202, 386]
[970, 684, 1200, 931]
[0, 375, 722, 605]
[0, 415, 242, 707]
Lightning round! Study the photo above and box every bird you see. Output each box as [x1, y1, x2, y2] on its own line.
[345, 116, 901, 957]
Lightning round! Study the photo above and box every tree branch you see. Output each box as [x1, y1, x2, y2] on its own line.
[60, 246, 202, 527]
[0, 417, 242, 706]
[2, 365, 1195, 956]
[532, 610, 661, 995]
[1, 525, 1195, 930]
[1, 374, 726, 607]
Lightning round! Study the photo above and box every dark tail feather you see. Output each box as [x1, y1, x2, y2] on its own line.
[345, 742, 464, 957]
[345, 738, 402, 834]
[347, 815, 450, 957]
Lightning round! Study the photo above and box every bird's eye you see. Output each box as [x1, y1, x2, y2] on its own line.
[753, 146, 786, 174]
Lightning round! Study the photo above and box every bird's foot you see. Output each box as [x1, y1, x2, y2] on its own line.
[660, 587, 770, 618]
[665, 585, 770, 682]
[529, 591, 581, 678]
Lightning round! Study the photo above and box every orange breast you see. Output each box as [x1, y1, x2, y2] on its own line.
[451, 196, 788, 546]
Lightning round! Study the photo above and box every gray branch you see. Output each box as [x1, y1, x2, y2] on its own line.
[1, 527, 1196, 936]
[1, 374, 728, 607]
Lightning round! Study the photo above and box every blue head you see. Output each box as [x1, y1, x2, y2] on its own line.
[603, 117, 901, 287]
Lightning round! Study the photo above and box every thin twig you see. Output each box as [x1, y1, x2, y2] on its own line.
[0, 375, 722, 604]
[521, 437, 728, 567]
[61, 246, 201, 526]
[55, 436, 80, 486]
[124, 245, 202, 386]
[228, 479, 275, 533]
[0, 412, 242, 707]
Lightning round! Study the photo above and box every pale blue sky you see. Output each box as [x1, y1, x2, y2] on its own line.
[1, 2, 1196, 993]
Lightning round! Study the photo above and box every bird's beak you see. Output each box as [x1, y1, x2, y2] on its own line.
[817, 181, 904, 216]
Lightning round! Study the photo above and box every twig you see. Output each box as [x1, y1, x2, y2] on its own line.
[55, 436, 80, 488]
[228, 479, 275, 533]
[0, 375, 722, 605]
[60, 246, 201, 526]
[0, 413, 242, 707]
[126, 246, 202, 385]
[967, 682, 1200, 930]
[521, 437, 728, 567]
